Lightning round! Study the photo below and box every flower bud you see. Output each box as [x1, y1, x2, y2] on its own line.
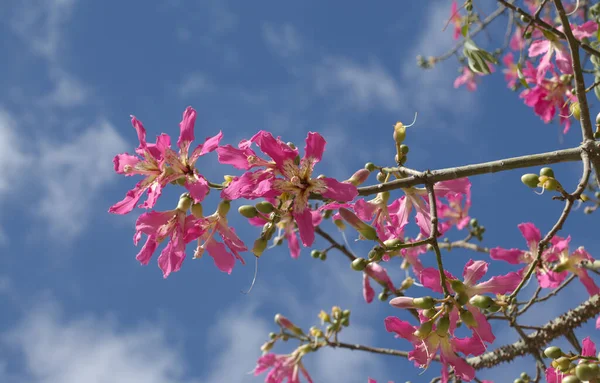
[413, 296, 435, 310]
[542, 178, 560, 191]
[469, 295, 493, 309]
[261, 340, 275, 353]
[368, 247, 385, 261]
[470, 218, 479, 227]
[217, 200, 231, 217]
[269, 332, 277, 339]
[422, 308, 437, 318]
[570, 102, 581, 121]
[455, 292, 469, 306]
[400, 277, 414, 290]
[376, 172, 387, 183]
[256, 201, 275, 214]
[540, 167, 555, 178]
[351, 257, 368, 271]
[561, 375, 581, 383]
[521, 173, 540, 188]
[556, 356, 571, 371]
[393, 122, 406, 144]
[318, 310, 330, 323]
[575, 363, 595, 381]
[338, 208, 378, 241]
[487, 303, 501, 313]
[319, 252, 327, 261]
[450, 280, 466, 293]
[378, 291, 389, 301]
[177, 194, 193, 211]
[253, 238, 268, 257]
[310, 326, 323, 338]
[341, 317, 350, 327]
[553, 261, 569, 273]
[238, 205, 258, 218]
[286, 142, 296, 149]
[544, 346, 563, 359]
[332, 306, 342, 319]
[311, 250, 321, 258]
[436, 315, 450, 336]
[520, 14, 530, 22]
[383, 238, 404, 250]
[524, 30, 532, 39]
[346, 169, 371, 186]
[513, 379, 524, 383]
[459, 309, 477, 327]
[389, 296, 416, 309]
[365, 162, 376, 172]
[191, 203, 204, 218]
[342, 309, 351, 318]
[275, 314, 304, 336]
[414, 320, 433, 339]
[298, 344, 315, 355]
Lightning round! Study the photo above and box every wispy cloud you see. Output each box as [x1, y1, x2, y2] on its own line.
[262, 23, 303, 58]
[178, 72, 214, 98]
[0, 109, 29, 195]
[1, 300, 200, 383]
[315, 57, 404, 112]
[36, 120, 127, 239]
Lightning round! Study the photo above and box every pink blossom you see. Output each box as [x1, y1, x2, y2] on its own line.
[363, 263, 395, 303]
[555, 246, 600, 296]
[385, 317, 483, 382]
[438, 188, 471, 233]
[509, 26, 525, 51]
[449, 1, 463, 40]
[454, 66, 494, 92]
[221, 131, 357, 247]
[420, 260, 521, 344]
[502, 52, 519, 89]
[491, 223, 569, 287]
[133, 197, 197, 278]
[254, 353, 313, 383]
[353, 192, 405, 241]
[186, 201, 247, 274]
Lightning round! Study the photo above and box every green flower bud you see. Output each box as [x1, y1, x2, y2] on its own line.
[521, 173, 540, 188]
[217, 200, 231, 217]
[575, 363, 595, 381]
[368, 247, 384, 261]
[400, 144, 409, 154]
[487, 303, 501, 313]
[383, 238, 404, 250]
[587, 363, 599, 375]
[238, 205, 258, 218]
[520, 14, 530, 23]
[422, 308, 437, 318]
[595, 130, 600, 139]
[469, 295, 494, 309]
[376, 172, 387, 183]
[436, 315, 450, 336]
[341, 317, 350, 327]
[513, 379, 524, 383]
[393, 122, 406, 144]
[261, 340, 275, 353]
[311, 250, 321, 258]
[177, 194, 193, 211]
[524, 30, 532, 39]
[346, 169, 371, 186]
[520, 372, 529, 380]
[544, 346, 563, 359]
[351, 258, 368, 271]
[269, 332, 277, 339]
[400, 277, 414, 290]
[540, 167, 555, 178]
[450, 280, 466, 294]
[414, 320, 433, 339]
[413, 296, 435, 309]
[319, 252, 327, 261]
[556, 356, 571, 371]
[465, 2, 472, 11]
[459, 310, 477, 327]
[338, 208, 378, 241]
[342, 309, 351, 318]
[561, 375, 581, 383]
[469, 218, 479, 227]
[253, 238, 268, 257]
[543, 178, 560, 191]
[191, 203, 203, 218]
[378, 291, 389, 301]
[365, 162, 376, 172]
[256, 201, 275, 214]
[455, 292, 469, 306]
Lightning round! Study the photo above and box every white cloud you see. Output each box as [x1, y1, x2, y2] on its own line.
[0, 109, 29, 195]
[262, 23, 303, 58]
[315, 57, 404, 112]
[36, 120, 127, 239]
[1, 301, 200, 383]
[7, 0, 77, 63]
[178, 73, 214, 98]
[44, 69, 89, 107]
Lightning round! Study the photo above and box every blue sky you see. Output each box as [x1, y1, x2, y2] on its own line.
[1, 1, 599, 382]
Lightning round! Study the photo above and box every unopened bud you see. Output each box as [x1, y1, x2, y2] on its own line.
[576, 363, 595, 381]
[319, 252, 327, 261]
[399, 144, 409, 154]
[261, 340, 275, 353]
[238, 205, 258, 218]
[450, 280, 466, 294]
[256, 201, 275, 214]
[217, 200, 231, 216]
[561, 375, 581, 383]
[318, 310, 330, 323]
[389, 296, 416, 309]
[376, 172, 386, 183]
[400, 277, 414, 290]
[177, 194, 193, 211]
[544, 346, 563, 359]
[365, 162, 376, 172]
[413, 296, 435, 309]
[455, 292, 469, 306]
[346, 169, 371, 186]
[570, 102, 581, 121]
[469, 295, 494, 309]
[542, 178, 560, 191]
[414, 320, 433, 339]
[378, 291, 389, 301]
[487, 303, 501, 313]
[470, 218, 479, 227]
[311, 250, 321, 259]
[383, 238, 404, 250]
[341, 317, 350, 327]
[460, 310, 477, 327]
[191, 203, 204, 218]
[368, 247, 385, 261]
[275, 314, 304, 336]
[436, 315, 450, 336]
[338, 208, 378, 241]
[556, 356, 571, 371]
[332, 306, 342, 319]
[393, 122, 406, 144]
[351, 258, 368, 271]
[540, 167, 555, 178]
[422, 308, 437, 318]
[521, 173, 540, 188]
[253, 238, 268, 257]
[310, 326, 324, 338]
[342, 309, 351, 318]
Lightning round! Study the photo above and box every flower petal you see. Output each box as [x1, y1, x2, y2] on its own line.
[294, 208, 315, 247]
[463, 259, 488, 286]
[206, 239, 236, 274]
[303, 132, 326, 163]
[490, 247, 524, 265]
[321, 177, 358, 201]
[177, 106, 196, 151]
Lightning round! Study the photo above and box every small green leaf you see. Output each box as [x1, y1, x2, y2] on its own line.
[517, 63, 530, 89]
[461, 24, 469, 38]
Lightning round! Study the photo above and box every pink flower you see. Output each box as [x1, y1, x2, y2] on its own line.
[186, 201, 247, 274]
[109, 107, 222, 214]
[353, 192, 405, 241]
[420, 260, 521, 344]
[109, 116, 171, 214]
[450, 1, 463, 40]
[438, 189, 471, 233]
[509, 26, 525, 51]
[502, 52, 519, 89]
[454, 66, 494, 92]
[385, 316, 483, 382]
[555, 246, 600, 296]
[133, 196, 196, 278]
[254, 353, 313, 383]
[363, 263, 396, 303]
[221, 131, 357, 247]
[491, 223, 569, 288]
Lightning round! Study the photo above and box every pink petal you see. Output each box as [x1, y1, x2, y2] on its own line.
[157, 231, 186, 278]
[528, 40, 549, 57]
[251, 130, 298, 168]
[131, 116, 148, 150]
[293, 208, 315, 247]
[545, 367, 563, 383]
[177, 106, 196, 151]
[582, 336, 597, 357]
[490, 247, 524, 265]
[468, 307, 495, 344]
[554, 46, 573, 74]
[451, 335, 486, 356]
[573, 21, 598, 39]
[518, 222, 541, 247]
[113, 153, 140, 174]
[441, 349, 476, 382]
[462, 259, 488, 286]
[286, 229, 300, 259]
[474, 271, 522, 295]
[184, 175, 210, 203]
[354, 199, 377, 221]
[363, 273, 375, 303]
[190, 131, 224, 163]
[135, 210, 173, 234]
[206, 239, 236, 274]
[578, 270, 600, 296]
[321, 177, 359, 202]
[537, 269, 567, 288]
[434, 178, 470, 197]
[419, 268, 455, 293]
[221, 171, 275, 200]
[109, 183, 146, 215]
[365, 263, 395, 291]
[216, 144, 252, 169]
[303, 132, 326, 163]
[384, 316, 418, 343]
[311, 210, 323, 226]
[135, 236, 158, 265]
[138, 182, 163, 209]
